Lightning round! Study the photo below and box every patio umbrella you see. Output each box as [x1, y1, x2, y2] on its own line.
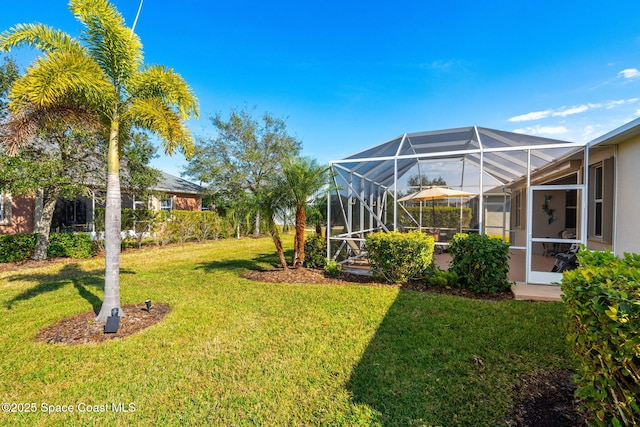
[399, 186, 475, 229]
[400, 186, 475, 202]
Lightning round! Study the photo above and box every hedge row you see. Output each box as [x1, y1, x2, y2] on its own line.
[0, 234, 37, 263]
[561, 249, 640, 426]
[0, 233, 94, 263]
[95, 208, 233, 244]
[401, 205, 472, 229]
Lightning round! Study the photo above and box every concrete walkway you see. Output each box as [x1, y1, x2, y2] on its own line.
[511, 283, 563, 302]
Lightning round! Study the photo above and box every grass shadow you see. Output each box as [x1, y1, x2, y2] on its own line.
[196, 249, 296, 273]
[346, 287, 520, 426]
[5, 263, 135, 312]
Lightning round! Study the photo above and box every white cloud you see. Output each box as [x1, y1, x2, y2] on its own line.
[507, 110, 553, 122]
[513, 125, 569, 136]
[619, 68, 640, 79]
[605, 99, 626, 109]
[553, 105, 590, 117]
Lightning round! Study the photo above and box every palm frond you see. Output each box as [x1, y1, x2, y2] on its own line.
[127, 96, 195, 157]
[70, 0, 143, 85]
[131, 65, 199, 120]
[1, 104, 101, 155]
[8, 50, 114, 111]
[0, 23, 84, 54]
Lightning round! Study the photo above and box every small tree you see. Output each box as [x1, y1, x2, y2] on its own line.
[183, 107, 301, 237]
[255, 183, 289, 269]
[281, 156, 329, 268]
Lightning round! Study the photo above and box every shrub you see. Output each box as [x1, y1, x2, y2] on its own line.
[365, 231, 434, 284]
[48, 233, 95, 259]
[324, 259, 342, 277]
[561, 249, 640, 426]
[0, 234, 36, 263]
[304, 234, 326, 268]
[427, 269, 459, 288]
[448, 233, 511, 293]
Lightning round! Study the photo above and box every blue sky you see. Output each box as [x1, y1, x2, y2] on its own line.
[2, 1, 640, 178]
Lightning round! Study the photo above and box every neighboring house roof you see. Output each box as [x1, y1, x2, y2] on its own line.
[153, 172, 203, 195]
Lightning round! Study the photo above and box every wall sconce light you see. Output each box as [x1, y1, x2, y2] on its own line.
[350, 199, 357, 205]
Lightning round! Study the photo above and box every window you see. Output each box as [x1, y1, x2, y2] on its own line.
[160, 197, 173, 211]
[594, 165, 603, 237]
[514, 190, 522, 228]
[565, 190, 577, 229]
[0, 192, 10, 225]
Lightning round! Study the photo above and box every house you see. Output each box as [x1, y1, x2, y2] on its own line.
[0, 171, 204, 235]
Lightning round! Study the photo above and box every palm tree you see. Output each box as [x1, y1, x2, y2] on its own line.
[281, 156, 329, 268]
[255, 183, 289, 270]
[0, 0, 198, 321]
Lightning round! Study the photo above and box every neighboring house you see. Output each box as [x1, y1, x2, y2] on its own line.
[0, 171, 204, 235]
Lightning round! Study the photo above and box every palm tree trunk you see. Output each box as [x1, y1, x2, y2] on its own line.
[268, 218, 287, 269]
[32, 190, 58, 261]
[273, 232, 288, 270]
[96, 119, 123, 321]
[293, 207, 306, 268]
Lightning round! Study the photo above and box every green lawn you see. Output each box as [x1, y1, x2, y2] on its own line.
[0, 237, 571, 426]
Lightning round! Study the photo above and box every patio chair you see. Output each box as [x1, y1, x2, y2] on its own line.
[551, 243, 579, 273]
[542, 237, 555, 257]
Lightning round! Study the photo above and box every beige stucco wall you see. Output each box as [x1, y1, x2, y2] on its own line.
[613, 136, 640, 254]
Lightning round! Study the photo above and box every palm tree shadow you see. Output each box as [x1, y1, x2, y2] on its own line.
[5, 263, 135, 311]
[196, 249, 295, 273]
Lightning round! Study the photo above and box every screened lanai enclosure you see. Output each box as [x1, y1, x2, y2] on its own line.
[327, 126, 588, 284]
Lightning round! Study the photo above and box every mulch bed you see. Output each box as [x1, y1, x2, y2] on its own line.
[35, 303, 170, 345]
[241, 266, 514, 301]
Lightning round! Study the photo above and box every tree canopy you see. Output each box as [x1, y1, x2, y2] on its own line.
[184, 106, 301, 235]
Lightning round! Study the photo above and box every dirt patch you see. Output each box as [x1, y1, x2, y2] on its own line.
[506, 369, 588, 427]
[35, 303, 170, 345]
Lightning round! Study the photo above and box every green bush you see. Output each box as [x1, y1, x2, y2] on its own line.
[48, 233, 95, 259]
[561, 249, 640, 426]
[448, 233, 511, 293]
[304, 234, 326, 268]
[365, 231, 434, 284]
[0, 233, 36, 263]
[324, 259, 342, 277]
[427, 269, 459, 288]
